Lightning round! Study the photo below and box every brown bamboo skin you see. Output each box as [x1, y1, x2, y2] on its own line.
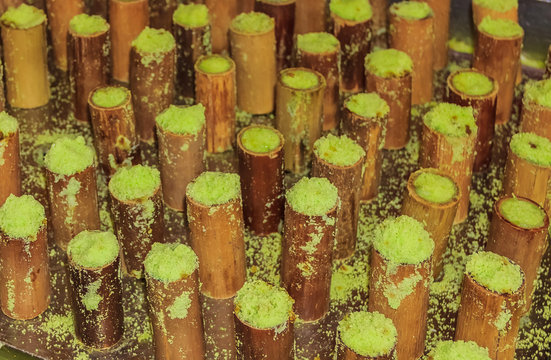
[472, 2, 518, 27]
[202, 295, 238, 360]
[149, 0, 177, 30]
[0, 130, 21, 206]
[446, 69, 498, 172]
[109, 0, 149, 83]
[370, 0, 388, 36]
[520, 96, 551, 142]
[235, 314, 294, 359]
[368, 248, 431, 360]
[401, 168, 459, 278]
[294, 0, 326, 35]
[414, 0, 450, 70]
[45, 0, 84, 71]
[237, 125, 285, 236]
[204, 0, 237, 53]
[336, 333, 396, 360]
[0, 221, 50, 320]
[87, 0, 108, 18]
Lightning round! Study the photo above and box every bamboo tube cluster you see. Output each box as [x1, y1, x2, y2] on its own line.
[45, 0, 84, 71]
[519, 79, 551, 142]
[0, 112, 20, 206]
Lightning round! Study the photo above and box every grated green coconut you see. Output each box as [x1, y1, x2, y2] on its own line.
[390, 1, 433, 21]
[429, 340, 491, 360]
[329, 0, 372, 22]
[69, 14, 108, 35]
[44, 136, 95, 176]
[1, 4, 46, 29]
[281, 69, 320, 90]
[67, 230, 119, 268]
[500, 197, 546, 229]
[465, 251, 523, 294]
[0, 194, 45, 240]
[338, 311, 397, 357]
[478, 17, 523, 38]
[145, 242, 198, 283]
[187, 171, 240, 206]
[109, 165, 161, 201]
[524, 79, 551, 109]
[92, 86, 129, 108]
[240, 127, 281, 153]
[173, 3, 209, 28]
[313, 134, 365, 167]
[286, 177, 338, 216]
[473, 0, 517, 12]
[197, 55, 232, 74]
[231, 12, 274, 34]
[155, 104, 205, 136]
[345, 93, 390, 118]
[297, 32, 339, 54]
[452, 71, 494, 96]
[0, 112, 18, 137]
[413, 171, 457, 204]
[365, 49, 413, 78]
[424, 103, 477, 138]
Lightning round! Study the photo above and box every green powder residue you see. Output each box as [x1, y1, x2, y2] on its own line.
[81, 280, 102, 311]
[286, 177, 338, 216]
[452, 71, 494, 96]
[197, 55, 232, 74]
[109, 165, 161, 201]
[67, 230, 119, 268]
[413, 172, 457, 204]
[430, 340, 491, 360]
[338, 311, 397, 357]
[144, 242, 198, 283]
[313, 134, 365, 167]
[0, 112, 18, 137]
[478, 17, 523, 38]
[384, 273, 422, 309]
[234, 280, 293, 329]
[345, 93, 390, 118]
[44, 136, 95, 176]
[69, 14, 108, 35]
[510, 132, 551, 167]
[167, 291, 192, 319]
[155, 104, 205, 136]
[524, 79, 551, 108]
[297, 32, 339, 54]
[465, 251, 523, 294]
[241, 127, 281, 153]
[0, 194, 45, 240]
[473, 0, 517, 12]
[132, 27, 175, 54]
[281, 69, 320, 90]
[500, 197, 546, 229]
[173, 3, 209, 28]
[187, 171, 240, 206]
[231, 12, 274, 34]
[329, 0, 372, 22]
[494, 307, 512, 331]
[92, 86, 129, 108]
[424, 103, 477, 138]
[390, 1, 433, 20]
[365, 49, 413, 78]
[0, 4, 46, 29]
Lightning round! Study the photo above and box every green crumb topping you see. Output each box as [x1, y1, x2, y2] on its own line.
[281, 69, 320, 90]
[297, 32, 339, 54]
[329, 0, 372, 22]
[452, 71, 494, 96]
[413, 172, 457, 204]
[313, 134, 365, 167]
[231, 12, 274, 34]
[373, 216, 434, 265]
[424, 103, 477, 138]
[524, 79, 551, 108]
[286, 177, 338, 216]
[197, 55, 232, 74]
[69, 14, 108, 35]
[500, 197, 546, 229]
[0, 4, 46, 29]
[144, 242, 198, 283]
[390, 1, 433, 20]
[44, 136, 95, 176]
[234, 280, 294, 329]
[345, 93, 390, 118]
[68, 230, 119, 268]
[0, 112, 18, 137]
[338, 311, 397, 357]
[365, 49, 413, 78]
[473, 0, 517, 12]
[465, 251, 523, 294]
[510, 132, 551, 167]
[92, 86, 129, 108]
[167, 291, 192, 319]
[81, 280, 102, 311]
[173, 3, 209, 28]
[155, 104, 205, 136]
[241, 127, 281, 153]
[478, 17, 523, 38]
[430, 340, 491, 360]
[187, 171, 240, 206]
[0, 195, 45, 240]
[109, 165, 161, 201]
[132, 27, 175, 54]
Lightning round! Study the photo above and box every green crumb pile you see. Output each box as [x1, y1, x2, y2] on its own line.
[0, 112, 18, 137]
[473, 0, 517, 12]
[44, 136, 95, 176]
[197, 55, 232, 74]
[430, 340, 491, 360]
[510, 132, 551, 167]
[0, 194, 45, 240]
[132, 27, 175, 55]
[92, 86, 129, 108]
[0, 4, 46, 29]
[500, 197, 546, 229]
[524, 79, 551, 108]
[424, 103, 477, 138]
[452, 71, 494, 96]
[234, 280, 294, 329]
[329, 0, 372, 22]
[286, 177, 339, 216]
[109, 165, 161, 201]
[69, 14, 108, 35]
[241, 127, 281, 153]
[82, 280, 102, 311]
[187, 171, 241, 206]
[231, 12, 274, 34]
[144, 242, 198, 283]
[390, 1, 433, 20]
[313, 134, 365, 167]
[297, 32, 339, 54]
[413, 171, 457, 204]
[167, 291, 192, 319]
[68, 230, 119, 268]
[173, 3, 209, 28]
[155, 104, 205, 136]
[478, 17, 523, 38]
[373, 216, 434, 265]
[281, 69, 320, 90]
[345, 93, 390, 118]
[465, 251, 523, 294]
[365, 49, 413, 78]
[338, 311, 397, 357]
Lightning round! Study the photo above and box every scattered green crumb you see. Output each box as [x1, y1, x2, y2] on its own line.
[345, 92, 390, 118]
[500, 197, 546, 229]
[452, 71, 494, 96]
[155, 104, 205, 136]
[44, 136, 95, 176]
[167, 290, 192, 319]
[197, 55, 232, 74]
[187, 171, 240, 206]
[0, 194, 45, 240]
[297, 32, 339, 54]
[0, 4, 46, 29]
[245, 231, 282, 285]
[338, 311, 397, 357]
[329, 0, 372, 22]
[365, 49, 413, 78]
[68, 230, 119, 268]
[465, 251, 523, 294]
[132, 27, 175, 54]
[240, 126, 281, 153]
[413, 171, 457, 204]
[0, 112, 18, 137]
[524, 79, 551, 108]
[390, 1, 433, 20]
[69, 14, 108, 35]
[473, 0, 517, 12]
[510, 132, 551, 167]
[173, 3, 209, 28]
[281, 69, 320, 90]
[383, 273, 422, 309]
[286, 177, 338, 216]
[109, 165, 161, 201]
[478, 17, 523, 38]
[81, 280, 102, 311]
[424, 103, 477, 137]
[313, 134, 365, 167]
[92, 86, 129, 108]
[144, 242, 198, 283]
[429, 340, 491, 360]
[231, 12, 274, 34]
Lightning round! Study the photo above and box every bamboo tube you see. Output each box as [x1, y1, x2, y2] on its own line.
[149, 0, 177, 29]
[186, 172, 246, 299]
[109, 165, 164, 278]
[239, 0, 255, 13]
[67, 14, 110, 122]
[156, 104, 206, 212]
[0, 4, 50, 109]
[144, 242, 205, 359]
[87, 0, 108, 18]
[202, 295, 238, 360]
[295, 32, 340, 131]
[364, 49, 412, 150]
[427, 341, 492, 360]
[204, 0, 237, 53]
[109, 0, 149, 83]
[237, 125, 285, 236]
[229, 12, 276, 114]
[519, 79, 551, 142]
[455, 251, 525, 360]
[0, 0, 24, 14]
[0, 195, 50, 320]
[294, 0, 326, 34]
[44, 136, 101, 251]
[472, 0, 518, 27]
[370, 0, 388, 36]
[0, 112, 20, 206]
[275, 67, 325, 174]
[419, 103, 477, 223]
[388, 1, 434, 105]
[281, 177, 338, 321]
[45, 0, 84, 71]
[414, 0, 450, 69]
[66, 230, 124, 349]
[194, 55, 236, 153]
[368, 216, 434, 360]
[341, 93, 388, 202]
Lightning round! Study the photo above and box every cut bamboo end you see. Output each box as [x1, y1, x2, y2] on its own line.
[294, 0, 326, 34]
[149, 0, 177, 30]
[472, 2, 518, 26]
[414, 0, 450, 70]
[202, 295, 238, 359]
[204, 0, 237, 53]
[520, 95, 551, 143]
[45, 0, 84, 71]
[0, 128, 21, 206]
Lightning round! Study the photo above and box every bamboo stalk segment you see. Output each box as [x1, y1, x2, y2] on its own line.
[294, 0, 326, 34]
[0, 112, 20, 206]
[87, 0, 108, 18]
[202, 295, 238, 360]
[370, 0, 388, 37]
[519, 79, 551, 142]
[239, 0, 255, 13]
[414, 0, 450, 69]
[45, 0, 84, 71]
[149, 0, 177, 30]
[204, 0, 237, 53]
[472, 0, 518, 27]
